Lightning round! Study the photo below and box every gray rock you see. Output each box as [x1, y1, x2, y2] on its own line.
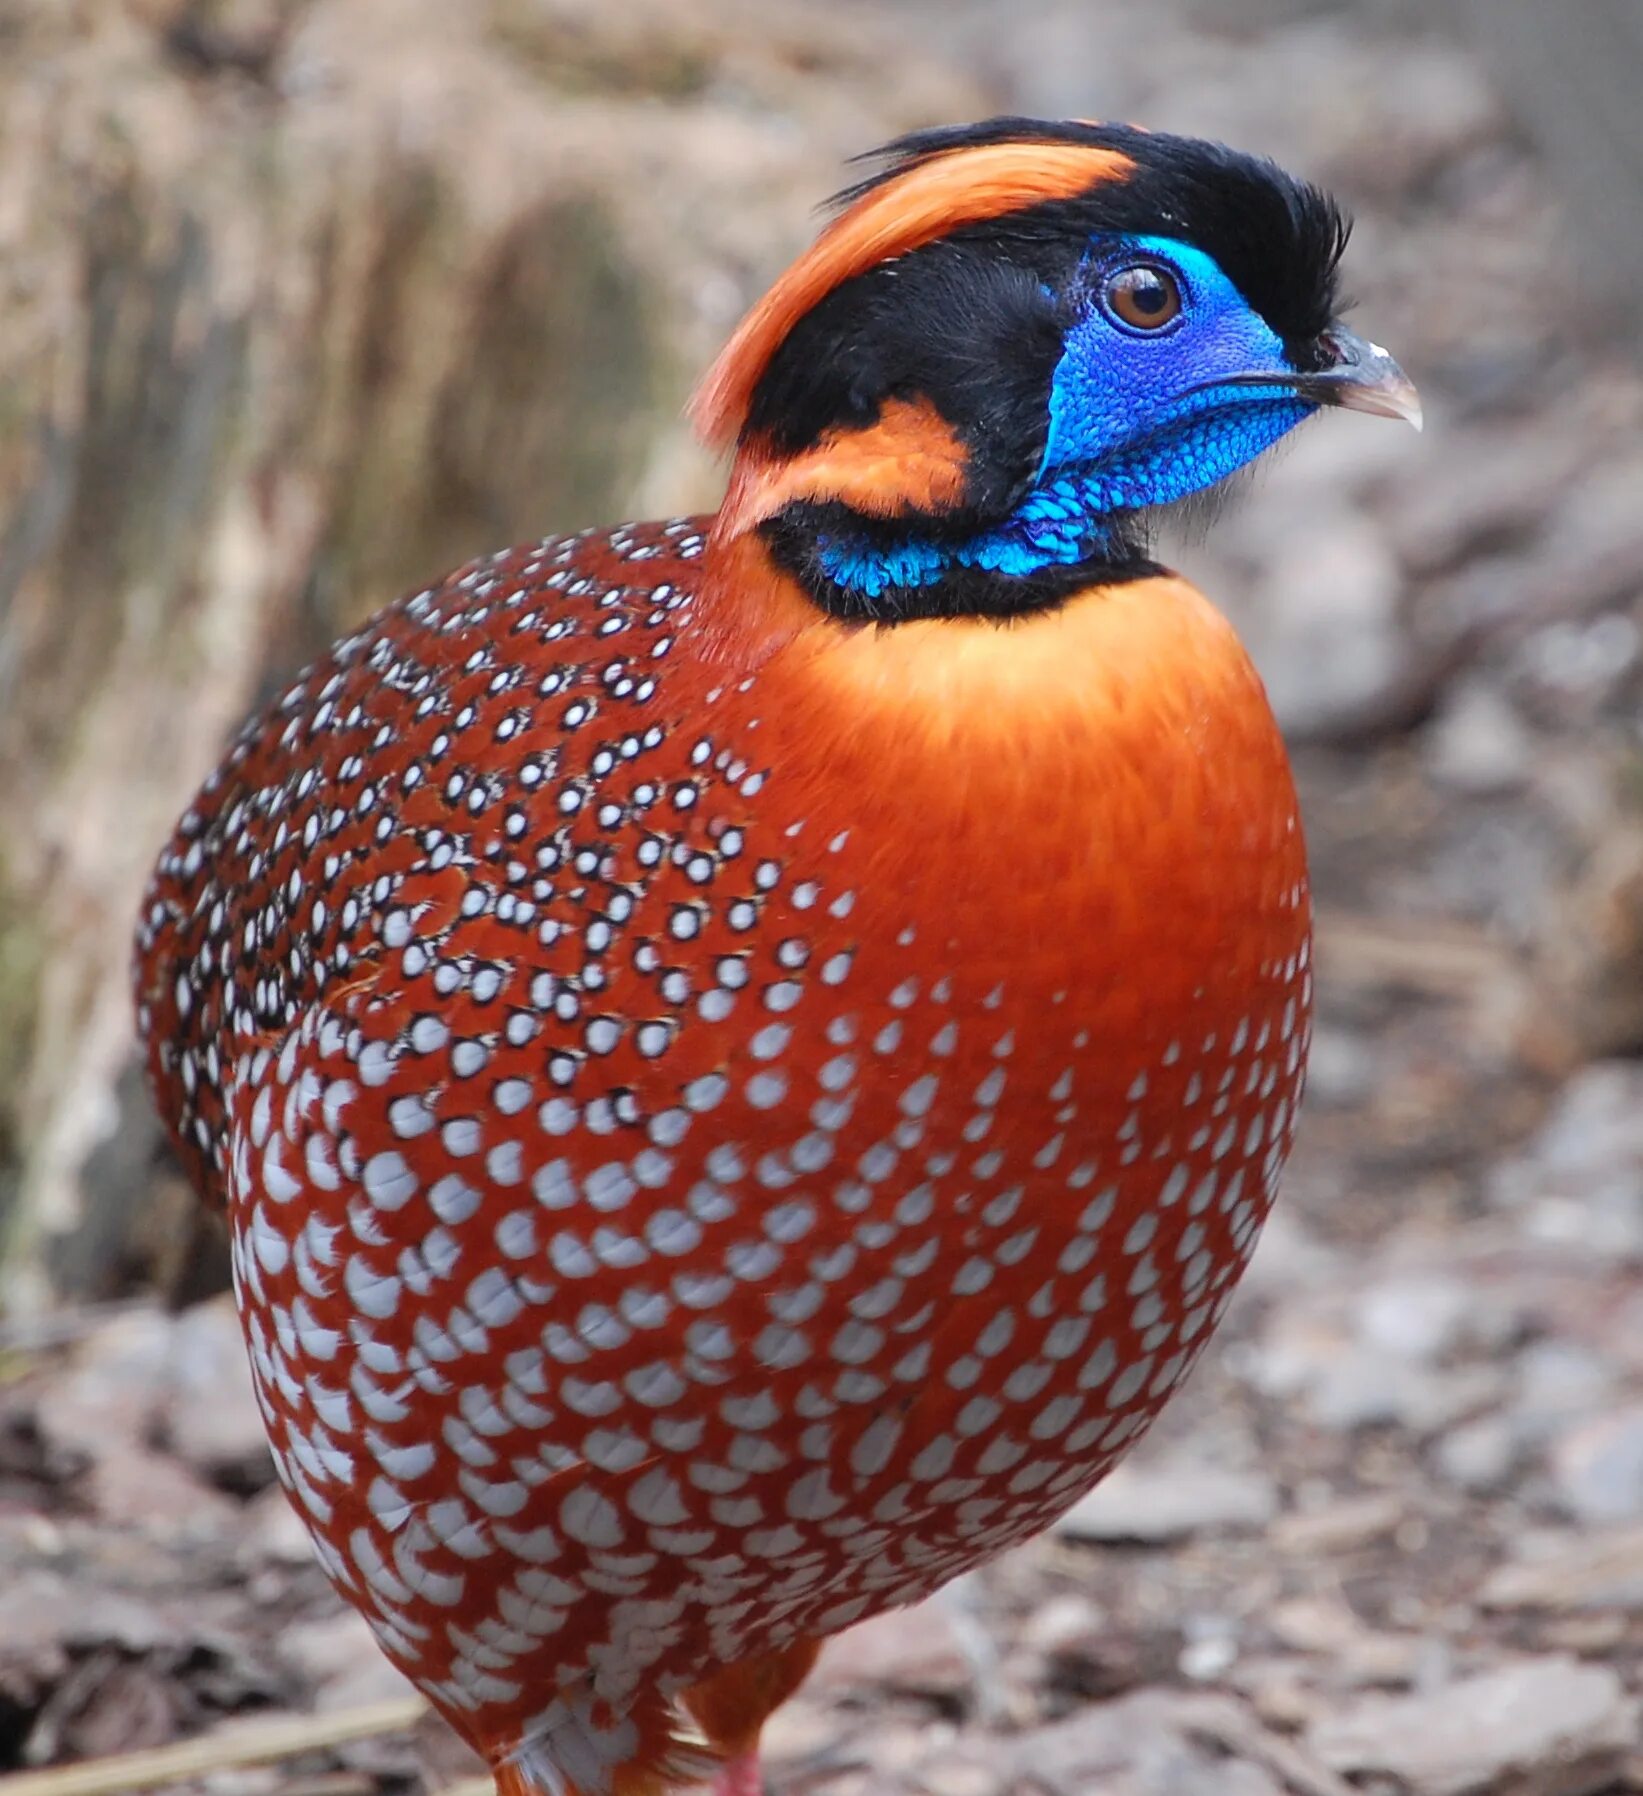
[34, 1307, 177, 1463]
[1514, 1340, 1619, 1441]
[1356, 1273, 1477, 1364]
[1308, 1657, 1638, 1796]
[1055, 1462, 1279, 1544]
[1299, 1025, 1378, 1109]
[1493, 1064, 1643, 1253]
[0, 1568, 184, 1658]
[1550, 1403, 1643, 1525]
[1426, 679, 1533, 795]
[278, 1611, 419, 1711]
[159, 1297, 274, 1490]
[1263, 1338, 1502, 1435]
[1435, 1414, 1521, 1493]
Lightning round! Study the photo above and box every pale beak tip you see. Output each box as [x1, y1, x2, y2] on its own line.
[1383, 377, 1424, 433]
[1298, 330, 1424, 434]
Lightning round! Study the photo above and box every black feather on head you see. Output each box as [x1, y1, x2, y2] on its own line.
[836, 119, 1352, 361]
[745, 119, 1350, 475]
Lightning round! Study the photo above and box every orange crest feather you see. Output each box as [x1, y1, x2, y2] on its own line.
[690, 141, 1135, 451]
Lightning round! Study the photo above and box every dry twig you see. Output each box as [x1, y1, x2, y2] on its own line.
[0, 1698, 429, 1796]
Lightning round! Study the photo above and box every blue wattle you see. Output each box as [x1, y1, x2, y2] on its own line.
[813, 234, 1322, 602]
[817, 391, 1313, 599]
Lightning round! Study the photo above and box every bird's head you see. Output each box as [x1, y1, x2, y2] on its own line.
[693, 119, 1419, 622]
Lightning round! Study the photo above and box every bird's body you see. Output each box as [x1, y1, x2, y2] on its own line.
[135, 121, 1413, 1796]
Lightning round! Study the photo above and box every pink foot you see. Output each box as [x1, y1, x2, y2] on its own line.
[711, 1751, 764, 1796]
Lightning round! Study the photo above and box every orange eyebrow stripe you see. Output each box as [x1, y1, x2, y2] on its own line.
[690, 142, 1135, 450]
[715, 396, 972, 540]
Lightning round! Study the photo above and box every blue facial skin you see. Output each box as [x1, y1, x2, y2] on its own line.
[817, 235, 1317, 599]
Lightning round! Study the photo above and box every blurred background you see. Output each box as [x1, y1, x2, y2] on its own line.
[2, 0, 1642, 1790]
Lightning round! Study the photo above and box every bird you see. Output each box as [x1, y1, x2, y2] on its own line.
[133, 118, 1419, 1796]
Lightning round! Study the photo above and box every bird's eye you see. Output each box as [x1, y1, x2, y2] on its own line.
[1102, 264, 1182, 332]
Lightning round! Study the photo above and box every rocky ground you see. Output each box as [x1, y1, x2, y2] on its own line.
[4, 0, 1643, 1793]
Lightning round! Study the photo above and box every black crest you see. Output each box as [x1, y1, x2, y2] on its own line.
[837, 119, 1351, 356]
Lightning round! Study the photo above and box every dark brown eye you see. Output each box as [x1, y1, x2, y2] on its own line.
[1103, 264, 1182, 332]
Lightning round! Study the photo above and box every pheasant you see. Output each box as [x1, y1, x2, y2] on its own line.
[134, 120, 1418, 1796]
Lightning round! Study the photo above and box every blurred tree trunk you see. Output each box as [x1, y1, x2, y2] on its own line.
[0, 0, 975, 1312]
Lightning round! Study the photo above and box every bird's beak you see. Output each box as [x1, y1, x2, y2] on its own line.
[1203, 328, 1423, 432]
[1288, 327, 1423, 431]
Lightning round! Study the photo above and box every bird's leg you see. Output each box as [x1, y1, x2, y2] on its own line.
[710, 1751, 765, 1796]
[681, 1638, 819, 1796]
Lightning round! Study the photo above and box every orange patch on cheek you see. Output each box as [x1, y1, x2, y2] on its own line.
[715, 397, 973, 541]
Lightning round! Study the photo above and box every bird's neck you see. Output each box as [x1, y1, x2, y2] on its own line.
[753, 472, 1151, 625]
[738, 396, 1315, 624]
[690, 525, 1132, 673]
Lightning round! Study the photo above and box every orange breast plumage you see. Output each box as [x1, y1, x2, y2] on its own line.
[135, 513, 1310, 1790]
